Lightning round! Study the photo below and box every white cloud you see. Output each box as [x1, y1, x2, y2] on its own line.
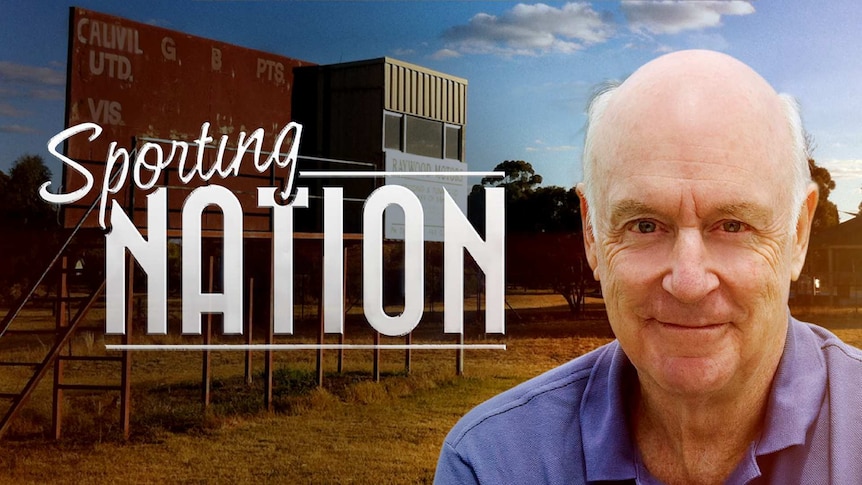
[816, 160, 862, 219]
[622, 0, 754, 35]
[683, 31, 731, 51]
[0, 62, 65, 107]
[527, 143, 579, 153]
[391, 48, 415, 57]
[0, 61, 65, 86]
[431, 48, 461, 60]
[146, 18, 172, 28]
[818, 159, 862, 180]
[441, 2, 614, 57]
[547, 145, 579, 152]
[0, 102, 25, 117]
[27, 88, 64, 101]
[0, 124, 38, 134]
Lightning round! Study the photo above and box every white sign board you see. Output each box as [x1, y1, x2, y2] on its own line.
[384, 150, 469, 242]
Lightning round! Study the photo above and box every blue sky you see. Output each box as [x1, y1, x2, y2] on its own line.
[2, 1, 861, 219]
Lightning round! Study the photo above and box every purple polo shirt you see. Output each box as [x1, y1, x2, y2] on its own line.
[435, 317, 862, 484]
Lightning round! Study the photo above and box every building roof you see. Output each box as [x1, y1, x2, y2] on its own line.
[812, 216, 862, 247]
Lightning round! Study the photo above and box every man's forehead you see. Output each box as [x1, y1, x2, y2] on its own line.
[589, 52, 792, 192]
[595, 51, 787, 155]
[595, 137, 789, 193]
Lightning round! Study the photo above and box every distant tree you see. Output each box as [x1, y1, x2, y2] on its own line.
[2, 154, 57, 229]
[469, 160, 590, 313]
[808, 158, 839, 235]
[471, 161, 580, 233]
[479, 160, 542, 200]
[0, 154, 62, 304]
[0, 169, 9, 225]
[522, 186, 582, 233]
[507, 233, 591, 313]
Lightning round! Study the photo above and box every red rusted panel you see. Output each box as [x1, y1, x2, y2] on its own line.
[64, 7, 313, 230]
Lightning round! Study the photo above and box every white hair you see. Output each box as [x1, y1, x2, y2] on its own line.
[581, 84, 813, 234]
[778, 93, 815, 223]
[581, 81, 620, 234]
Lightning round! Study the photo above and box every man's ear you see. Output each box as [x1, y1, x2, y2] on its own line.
[577, 183, 600, 281]
[791, 183, 819, 281]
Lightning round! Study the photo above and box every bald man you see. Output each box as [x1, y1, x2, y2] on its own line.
[434, 50, 862, 484]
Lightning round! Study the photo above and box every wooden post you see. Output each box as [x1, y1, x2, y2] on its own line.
[264, 264, 274, 412]
[456, 332, 465, 376]
[476, 265, 482, 323]
[337, 333, 345, 374]
[120, 253, 134, 439]
[317, 295, 324, 387]
[51, 256, 69, 440]
[338, 247, 347, 374]
[373, 332, 381, 382]
[202, 255, 214, 411]
[121, 153, 136, 439]
[245, 277, 254, 385]
[405, 332, 412, 374]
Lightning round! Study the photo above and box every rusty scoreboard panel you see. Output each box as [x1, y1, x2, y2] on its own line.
[63, 7, 313, 231]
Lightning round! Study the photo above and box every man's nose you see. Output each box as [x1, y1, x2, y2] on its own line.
[661, 229, 719, 303]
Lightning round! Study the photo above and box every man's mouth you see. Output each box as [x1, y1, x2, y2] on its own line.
[651, 319, 730, 330]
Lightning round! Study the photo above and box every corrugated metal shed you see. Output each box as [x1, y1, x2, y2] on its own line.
[383, 58, 467, 125]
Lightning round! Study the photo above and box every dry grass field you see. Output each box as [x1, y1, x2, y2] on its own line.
[0, 295, 860, 484]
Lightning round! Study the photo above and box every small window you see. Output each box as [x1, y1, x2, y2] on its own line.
[384, 113, 402, 150]
[405, 116, 442, 158]
[445, 125, 462, 161]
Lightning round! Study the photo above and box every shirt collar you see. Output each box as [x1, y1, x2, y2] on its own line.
[728, 317, 828, 483]
[756, 316, 827, 456]
[581, 341, 639, 482]
[579, 316, 827, 482]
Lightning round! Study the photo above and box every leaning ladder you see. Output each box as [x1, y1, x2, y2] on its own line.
[0, 165, 133, 440]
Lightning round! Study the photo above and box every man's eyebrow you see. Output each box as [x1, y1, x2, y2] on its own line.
[714, 202, 770, 223]
[608, 200, 772, 227]
[609, 199, 655, 227]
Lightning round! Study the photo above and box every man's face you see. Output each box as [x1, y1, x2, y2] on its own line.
[582, 62, 815, 398]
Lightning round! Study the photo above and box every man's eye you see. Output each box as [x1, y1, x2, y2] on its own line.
[722, 221, 744, 233]
[634, 220, 657, 233]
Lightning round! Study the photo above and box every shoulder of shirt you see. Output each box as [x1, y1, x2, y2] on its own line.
[798, 320, 862, 377]
[802, 321, 862, 360]
[444, 341, 617, 448]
